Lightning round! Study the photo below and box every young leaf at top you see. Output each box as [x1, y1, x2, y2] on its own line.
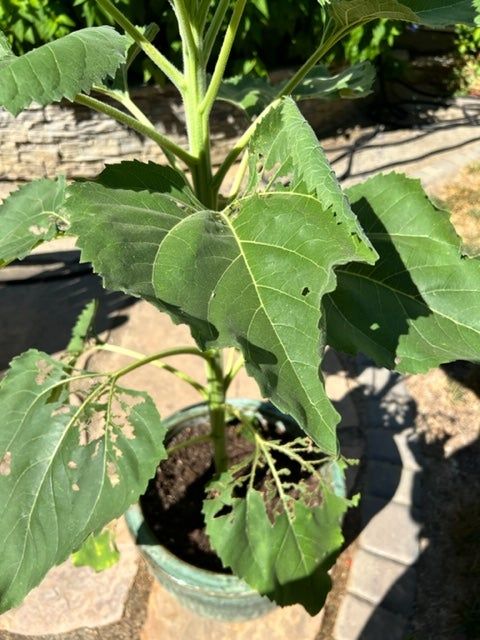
[328, 0, 478, 28]
[0, 349, 166, 613]
[0, 177, 67, 269]
[204, 453, 354, 614]
[218, 62, 375, 119]
[325, 173, 480, 373]
[0, 27, 128, 116]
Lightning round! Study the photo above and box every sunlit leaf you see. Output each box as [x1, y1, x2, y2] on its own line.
[325, 172, 480, 372]
[0, 27, 128, 115]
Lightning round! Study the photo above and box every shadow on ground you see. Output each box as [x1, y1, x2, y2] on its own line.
[325, 355, 480, 640]
[0, 249, 136, 371]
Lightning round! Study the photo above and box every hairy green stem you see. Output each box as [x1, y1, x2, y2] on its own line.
[278, 25, 348, 98]
[224, 354, 245, 392]
[197, 0, 214, 37]
[74, 94, 196, 167]
[174, 0, 198, 56]
[113, 346, 210, 380]
[95, 0, 185, 91]
[177, 2, 215, 208]
[91, 87, 178, 168]
[90, 344, 207, 396]
[203, 0, 230, 65]
[201, 0, 248, 116]
[205, 350, 228, 476]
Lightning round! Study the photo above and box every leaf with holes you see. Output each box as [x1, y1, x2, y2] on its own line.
[67, 103, 376, 453]
[325, 172, 480, 373]
[0, 27, 128, 116]
[204, 462, 353, 614]
[0, 177, 67, 268]
[245, 98, 377, 266]
[152, 192, 367, 454]
[0, 349, 166, 613]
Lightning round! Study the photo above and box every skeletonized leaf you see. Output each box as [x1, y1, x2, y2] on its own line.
[0, 27, 128, 115]
[218, 62, 375, 119]
[325, 173, 480, 373]
[204, 464, 353, 614]
[329, 0, 478, 27]
[0, 349, 166, 613]
[0, 177, 67, 268]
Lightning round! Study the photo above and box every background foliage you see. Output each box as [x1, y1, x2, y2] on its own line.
[1, 0, 478, 87]
[0, 1, 410, 78]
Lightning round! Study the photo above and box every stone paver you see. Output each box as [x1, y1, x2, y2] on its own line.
[333, 365, 421, 640]
[365, 428, 422, 472]
[333, 594, 408, 640]
[347, 549, 416, 615]
[360, 497, 421, 566]
[323, 97, 480, 190]
[365, 461, 422, 507]
[0, 519, 138, 636]
[139, 581, 324, 640]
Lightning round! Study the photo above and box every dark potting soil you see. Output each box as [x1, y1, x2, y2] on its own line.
[140, 415, 324, 574]
[140, 417, 252, 573]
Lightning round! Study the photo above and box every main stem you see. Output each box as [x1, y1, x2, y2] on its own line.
[182, 23, 215, 208]
[175, 3, 227, 473]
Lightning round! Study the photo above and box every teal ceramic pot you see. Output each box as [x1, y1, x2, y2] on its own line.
[125, 398, 345, 621]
